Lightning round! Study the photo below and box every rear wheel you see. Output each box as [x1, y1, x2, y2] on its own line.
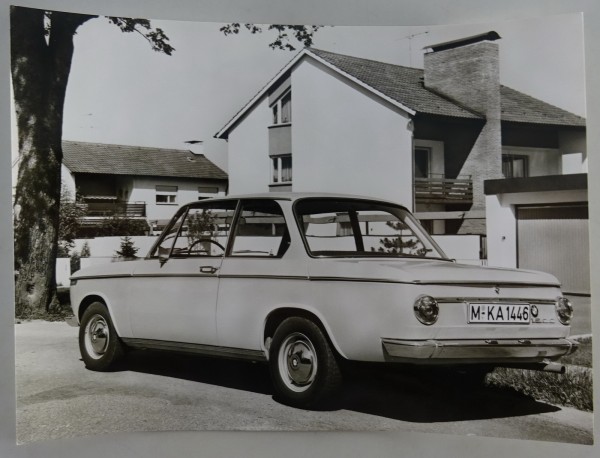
[269, 317, 342, 408]
[79, 302, 124, 371]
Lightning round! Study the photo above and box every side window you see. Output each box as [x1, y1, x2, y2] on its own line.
[154, 202, 237, 258]
[230, 200, 290, 257]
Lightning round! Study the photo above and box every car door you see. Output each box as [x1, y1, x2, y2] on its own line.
[217, 199, 308, 351]
[128, 200, 238, 345]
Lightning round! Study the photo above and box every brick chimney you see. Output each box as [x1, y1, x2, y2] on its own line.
[423, 31, 502, 234]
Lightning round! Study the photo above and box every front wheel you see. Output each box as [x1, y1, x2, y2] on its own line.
[79, 302, 124, 371]
[269, 317, 342, 408]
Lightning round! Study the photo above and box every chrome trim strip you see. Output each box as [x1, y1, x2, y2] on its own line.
[75, 273, 218, 280]
[219, 274, 307, 281]
[436, 297, 556, 304]
[75, 274, 132, 280]
[121, 338, 267, 361]
[308, 276, 558, 287]
[411, 280, 560, 287]
[73, 274, 559, 289]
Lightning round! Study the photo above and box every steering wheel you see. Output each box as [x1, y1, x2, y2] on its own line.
[188, 238, 225, 256]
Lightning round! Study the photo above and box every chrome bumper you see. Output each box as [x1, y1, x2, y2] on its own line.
[381, 337, 578, 363]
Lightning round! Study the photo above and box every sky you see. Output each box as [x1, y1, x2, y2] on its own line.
[13, 12, 586, 176]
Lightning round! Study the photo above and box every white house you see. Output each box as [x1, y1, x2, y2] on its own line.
[214, 31, 588, 293]
[61, 140, 228, 234]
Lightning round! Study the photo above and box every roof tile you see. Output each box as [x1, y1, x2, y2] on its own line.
[62, 141, 228, 180]
[306, 48, 585, 127]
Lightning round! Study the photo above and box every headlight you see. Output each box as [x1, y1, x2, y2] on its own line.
[414, 295, 439, 325]
[555, 296, 573, 325]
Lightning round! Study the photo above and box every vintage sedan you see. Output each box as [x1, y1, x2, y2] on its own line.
[70, 193, 578, 407]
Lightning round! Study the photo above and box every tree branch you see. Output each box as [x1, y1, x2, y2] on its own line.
[107, 17, 175, 55]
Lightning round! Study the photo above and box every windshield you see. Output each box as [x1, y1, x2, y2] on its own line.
[294, 198, 448, 259]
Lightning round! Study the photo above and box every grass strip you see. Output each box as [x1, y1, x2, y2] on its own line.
[487, 336, 593, 412]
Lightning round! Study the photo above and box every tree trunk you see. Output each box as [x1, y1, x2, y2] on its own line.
[11, 8, 94, 315]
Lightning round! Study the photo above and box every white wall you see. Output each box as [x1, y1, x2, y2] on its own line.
[227, 97, 271, 195]
[432, 235, 481, 263]
[559, 129, 587, 173]
[293, 58, 414, 207]
[72, 236, 159, 262]
[61, 164, 76, 196]
[128, 177, 226, 221]
[485, 195, 518, 268]
[502, 146, 561, 177]
[55, 258, 71, 287]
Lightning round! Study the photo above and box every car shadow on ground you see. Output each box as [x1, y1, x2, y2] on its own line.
[121, 349, 561, 423]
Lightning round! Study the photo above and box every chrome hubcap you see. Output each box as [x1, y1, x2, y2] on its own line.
[85, 314, 109, 359]
[278, 333, 317, 392]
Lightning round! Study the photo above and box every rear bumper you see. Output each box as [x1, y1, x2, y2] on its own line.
[381, 337, 578, 363]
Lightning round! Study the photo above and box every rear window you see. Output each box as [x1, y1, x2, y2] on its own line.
[294, 198, 447, 259]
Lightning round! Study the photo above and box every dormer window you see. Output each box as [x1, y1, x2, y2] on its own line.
[271, 90, 291, 125]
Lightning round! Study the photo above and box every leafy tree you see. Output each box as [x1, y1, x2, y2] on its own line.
[57, 184, 86, 256]
[11, 6, 319, 314]
[80, 241, 91, 258]
[11, 7, 173, 314]
[115, 236, 139, 259]
[374, 221, 429, 257]
[220, 24, 320, 51]
[70, 251, 81, 274]
[70, 241, 90, 274]
[96, 215, 149, 237]
[186, 209, 217, 246]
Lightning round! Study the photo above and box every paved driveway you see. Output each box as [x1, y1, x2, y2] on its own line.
[15, 321, 593, 445]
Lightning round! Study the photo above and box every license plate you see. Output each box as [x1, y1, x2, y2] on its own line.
[468, 303, 530, 324]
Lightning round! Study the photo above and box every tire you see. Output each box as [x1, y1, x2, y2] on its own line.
[269, 317, 342, 408]
[79, 302, 124, 371]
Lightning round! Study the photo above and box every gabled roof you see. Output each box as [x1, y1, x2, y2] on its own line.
[62, 141, 228, 181]
[215, 47, 585, 139]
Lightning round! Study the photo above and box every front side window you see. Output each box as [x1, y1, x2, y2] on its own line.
[271, 155, 292, 184]
[156, 185, 178, 204]
[295, 198, 447, 259]
[154, 201, 237, 258]
[230, 200, 290, 257]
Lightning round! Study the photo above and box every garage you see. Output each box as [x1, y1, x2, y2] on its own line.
[517, 203, 589, 295]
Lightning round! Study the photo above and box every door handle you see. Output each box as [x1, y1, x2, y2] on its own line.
[199, 266, 219, 274]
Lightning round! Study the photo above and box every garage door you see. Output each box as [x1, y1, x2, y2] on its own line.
[517, 204, 589, 295]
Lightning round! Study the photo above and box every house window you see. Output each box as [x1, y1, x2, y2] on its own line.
[271, 90, 292, 125]
[198, 186, 220, 199]
[156, 185, 178, 204]
[414, 147, 431, 178]
[271, 155, 292, 184]
[502, 154, 529, 178]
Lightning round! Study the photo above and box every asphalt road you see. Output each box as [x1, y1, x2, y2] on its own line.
[15, 321, 593, 445]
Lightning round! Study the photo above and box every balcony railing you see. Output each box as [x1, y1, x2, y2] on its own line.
[78, 202, 146, 218]
[414, 177, 473, 205]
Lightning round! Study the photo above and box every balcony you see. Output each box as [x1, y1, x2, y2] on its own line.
[79, 202, 147, 218]
[414, 176, 473, 205]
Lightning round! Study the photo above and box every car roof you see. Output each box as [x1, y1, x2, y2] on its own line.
[192, 192, 403, 206]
